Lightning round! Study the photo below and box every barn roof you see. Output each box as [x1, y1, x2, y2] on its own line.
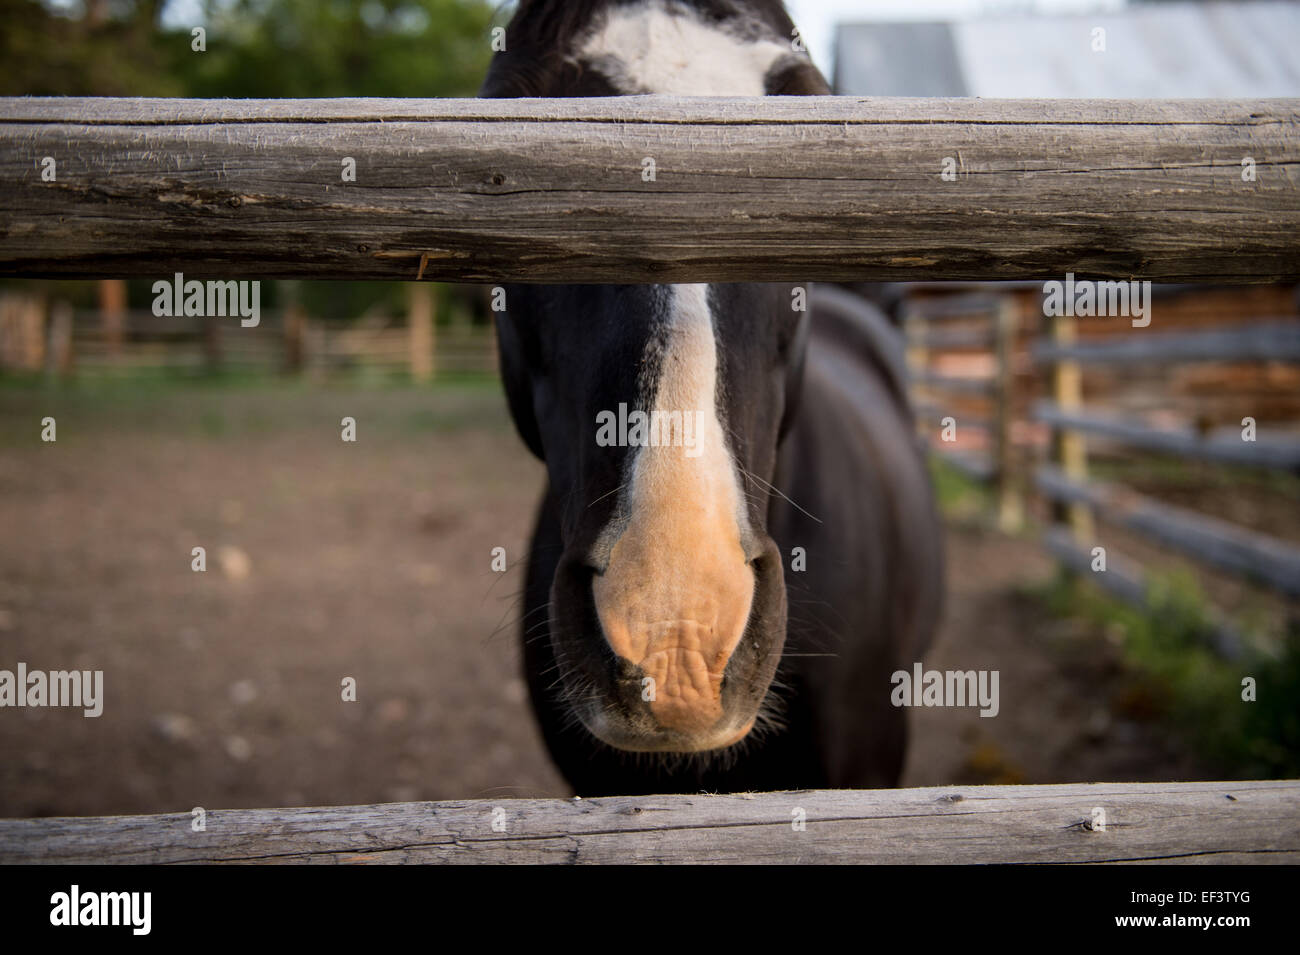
[833, 1, 1300, 98]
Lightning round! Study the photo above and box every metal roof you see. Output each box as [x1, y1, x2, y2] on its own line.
[834, 1, 1300, 98]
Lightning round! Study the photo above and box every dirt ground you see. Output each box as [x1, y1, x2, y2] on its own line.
[0, 381, 1212, 818]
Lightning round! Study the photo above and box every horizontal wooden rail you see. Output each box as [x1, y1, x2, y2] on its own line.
[1041, 527, 1244, 657]
[902, 292, 1007, 321]
[2, 97, 1298, 282]
[1, 781, 1295, 864]
[913, 371, 997, 395]
[1043, 526, 1149, 605]
[908, 327, 998, 349]
[1034, 401, 1300, 471]
[1033, 320, 1300, 365]
[1035, 465, 1300, 597]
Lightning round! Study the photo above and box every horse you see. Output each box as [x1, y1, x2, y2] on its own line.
[480, 0, 944, 795]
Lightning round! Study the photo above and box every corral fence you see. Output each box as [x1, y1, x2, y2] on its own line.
[903, 282, 1034, 531]
[0, 285, 498, 379]
[2, 781, 1295, 864]
[900, 278, 1300, 655]
[0, 94, 1297, 861]
[1036, 296, 1300, 648]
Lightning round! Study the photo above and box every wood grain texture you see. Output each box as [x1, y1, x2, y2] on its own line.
[1, 781, 1296, 864]
[1, 96, 1297, 283]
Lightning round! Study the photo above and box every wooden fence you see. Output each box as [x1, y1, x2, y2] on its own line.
[1, 781, 1296, 864]
[0, 293, 498, 379]
[2, 97, 1298, 283]
[2, 95, 1299, 860]
[1034, 306, 1300, 626]
[903, 281, 1300, 654]
[904, 284, 1031, 531]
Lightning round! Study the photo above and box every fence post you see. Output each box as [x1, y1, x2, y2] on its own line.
[44, 301, 73, 380]
[1048, 311, 1094, 545]
[0, 293, 47, 371]
[97, 279, 126, 358]
[408, 283, 435, 383]
[283, 303, 306, 374]
[994, 297, 1022, 531]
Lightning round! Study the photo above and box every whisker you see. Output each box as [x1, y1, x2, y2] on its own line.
[587, 483, 627, 509]
[738, 464, 823, 524]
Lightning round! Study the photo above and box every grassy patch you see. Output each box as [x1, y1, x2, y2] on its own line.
[1036, 568, 1300, 778]
[928, 455, 993, 523]
[0, 372, 510, 445]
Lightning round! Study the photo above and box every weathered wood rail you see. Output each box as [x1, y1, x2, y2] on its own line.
[2, 97, 1298, 283]
[1034, 401, 1300, 472]
[1, 781, 1296, 864]
[1036, 464, 1300, 597]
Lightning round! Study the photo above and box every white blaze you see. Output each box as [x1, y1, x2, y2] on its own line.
[578, 0, 791, 96]
[592, 284, 756, 737]
[631, 284, 749, 542]
[577, 0, 778, 556]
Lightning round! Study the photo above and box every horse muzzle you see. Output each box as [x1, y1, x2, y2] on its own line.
[549, 533, 787, 754]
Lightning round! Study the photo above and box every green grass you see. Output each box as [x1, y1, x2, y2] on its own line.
[927, 455, 994, 524]
[923, 450, 1299, 776]
[0, 370, 510, 445]
[1037, 568, 1300, 778]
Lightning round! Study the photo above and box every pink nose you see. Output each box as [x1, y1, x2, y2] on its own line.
[592, 501, 754, 736]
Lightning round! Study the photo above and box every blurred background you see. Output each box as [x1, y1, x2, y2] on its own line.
[1, 0, 1297, 816]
